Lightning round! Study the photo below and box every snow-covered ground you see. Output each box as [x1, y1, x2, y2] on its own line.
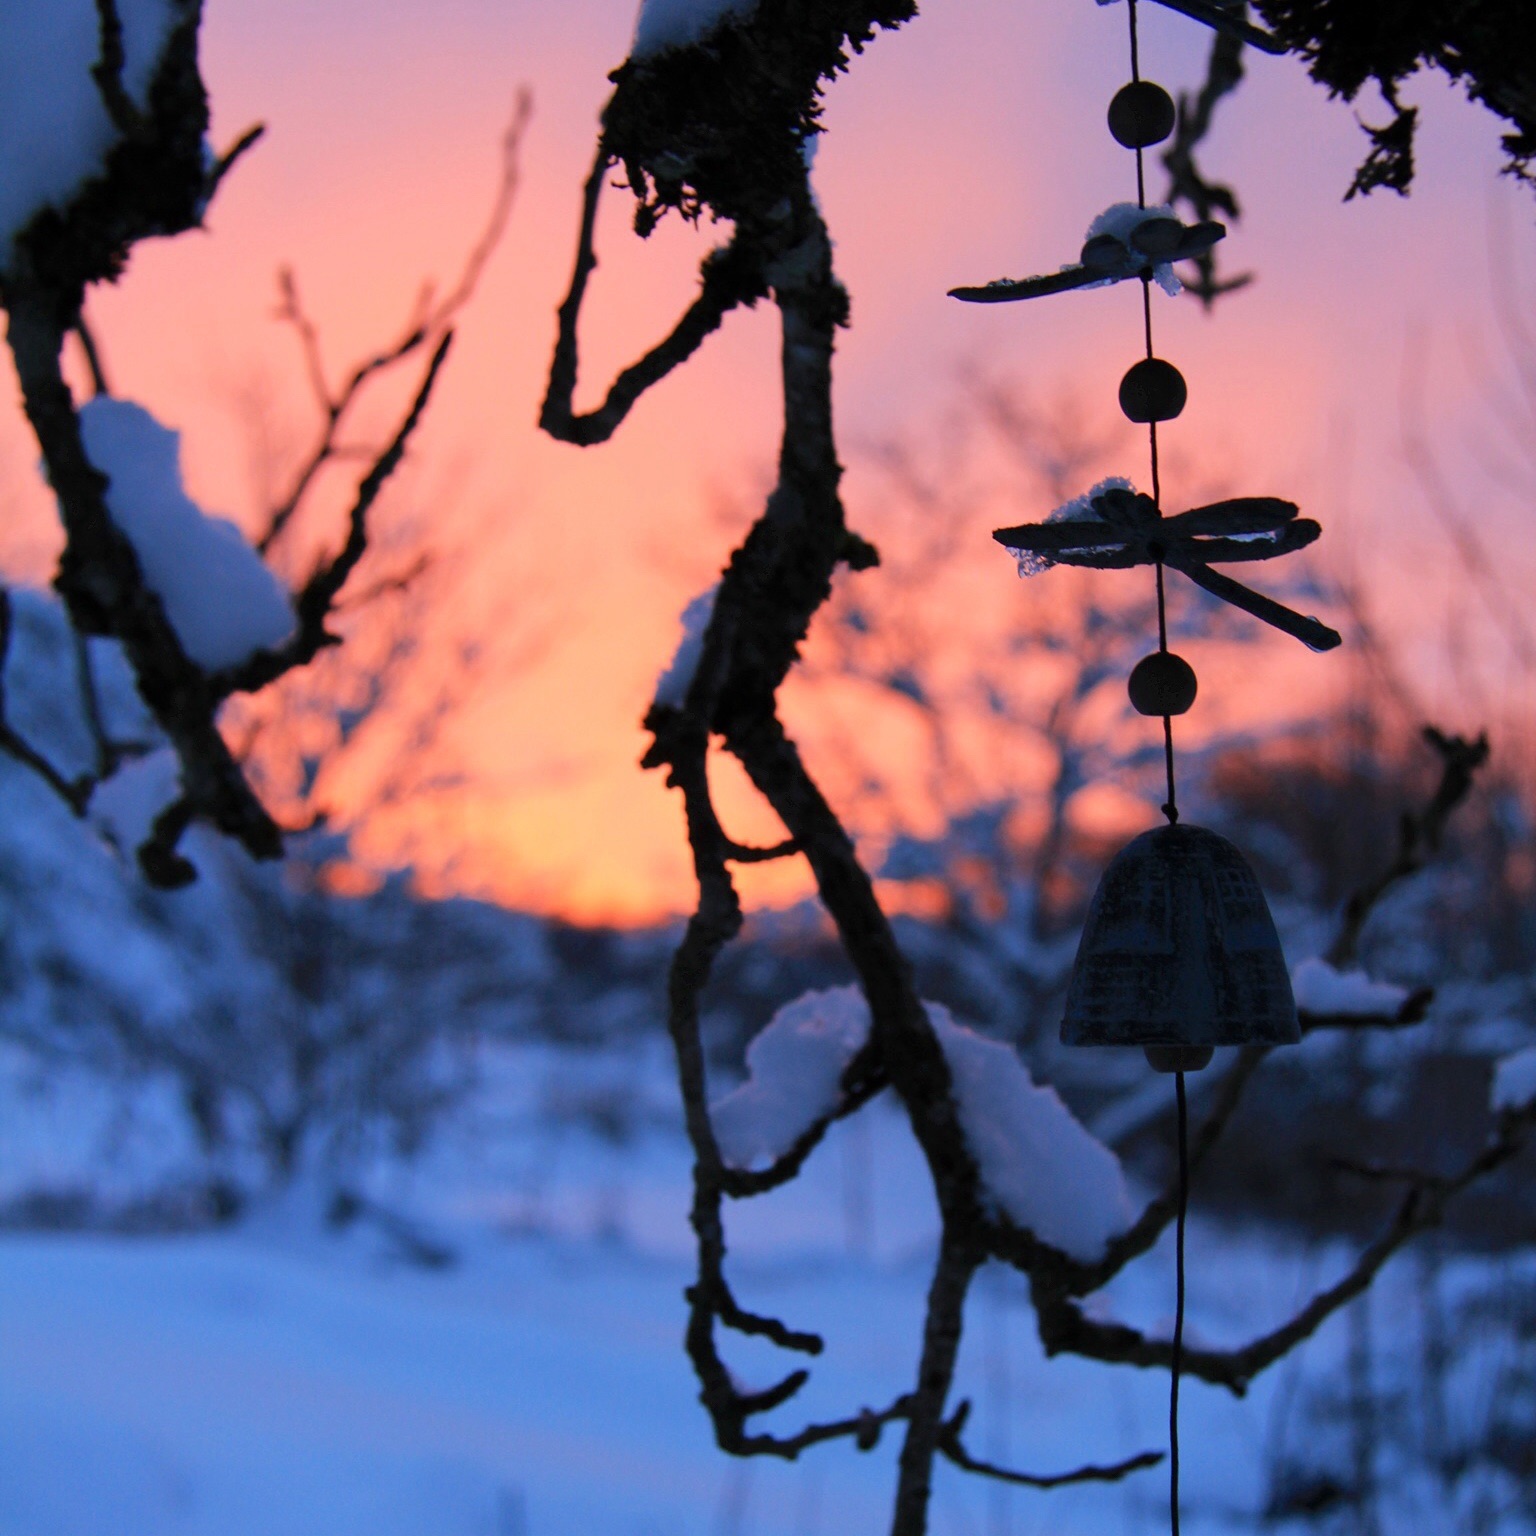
[0, 1044, 1435, 1536]
[1, 581, 1528, 1533]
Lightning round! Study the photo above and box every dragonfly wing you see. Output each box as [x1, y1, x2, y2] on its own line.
[1170, 557, 1342, 650]
[950, 266, 1102, 303]
[1163, 497, 1298, 537]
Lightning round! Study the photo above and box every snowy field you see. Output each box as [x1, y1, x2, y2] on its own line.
[0, 1044, 1422, 1536]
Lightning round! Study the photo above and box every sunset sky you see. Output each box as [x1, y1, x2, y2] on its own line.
[3, 0, 1532, 922]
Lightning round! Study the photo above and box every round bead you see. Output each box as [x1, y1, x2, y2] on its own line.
[1128, 651, 1198, 716]
[1119, 357, 1187, 424]
[1107, 81, 1177, 149]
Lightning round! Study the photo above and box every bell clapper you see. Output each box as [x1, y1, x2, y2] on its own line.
[1145, 1044, 1213, 1074]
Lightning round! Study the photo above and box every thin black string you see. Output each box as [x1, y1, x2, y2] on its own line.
[1129, 0, 1147, 208]
[1172, 1069, 1189, 1536]
[1130, 0, 1176, 826]
[1157, 561, 1178, 821]
[1142, 277, 1162, 506]
[1131, 4, 1186, 1528]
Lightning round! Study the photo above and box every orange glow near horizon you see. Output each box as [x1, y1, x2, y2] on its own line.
[3, 0, 1533, 926]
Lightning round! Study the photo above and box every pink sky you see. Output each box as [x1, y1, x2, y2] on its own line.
[3, 0, 1531, 922]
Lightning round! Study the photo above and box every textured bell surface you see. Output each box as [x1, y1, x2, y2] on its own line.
[1061, 823, 1299, 1049]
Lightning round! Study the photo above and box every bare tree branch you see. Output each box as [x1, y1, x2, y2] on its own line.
[937, 1400, 1163, 1488]
[260, 93, 531, 554]
[540, 147, 767, 448]
[8, 285, 283, 876]
[1031, 1099, 1536, 1397]
[0, 587, 93, 814]
[1160, 20, 1254, 307]
[213, 330, 454, 697]
[1326, 726, 1489, 968]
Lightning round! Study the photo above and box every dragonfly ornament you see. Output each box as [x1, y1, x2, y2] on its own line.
[993, 483, 1343, 652]
[950, 205, 1225, 305]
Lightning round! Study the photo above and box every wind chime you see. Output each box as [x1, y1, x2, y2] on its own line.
[950, 1, 1338, 1530]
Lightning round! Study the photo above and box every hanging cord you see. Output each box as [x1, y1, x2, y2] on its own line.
[1128, 0, 1147, 205]
[1171, 1068, 1190, 1536]
[1129, 0, 1177, 826]
[1149, 266, 1174, 823]
[1156, 562, 1179, 822]
[1130, 7, 1187, 1529]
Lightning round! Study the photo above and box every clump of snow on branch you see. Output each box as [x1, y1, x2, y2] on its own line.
[1491, 1046, 1536, 1115]
[1007, 476, 1136, 577]
[1291, 957, 1409, 1017]
[710, 986, 870, 1169]
[76, 399, 295, 671]
[1084, 202, 1183, 295]
[632, 0, 758, 57]
[711, 986, 1130, 1254]
[654, 584, 718, 708]
[0, 1, 179, 272]
[929, 1003, 1133, 1260]
[89, 747, 181, 855]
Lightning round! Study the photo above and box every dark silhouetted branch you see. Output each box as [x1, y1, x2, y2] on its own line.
[1034, 1100, 1535, 1396]
[8, 286, 283, 874]
[1161, 23, 1254, 307]
[260, 94, 530, 553]
[541, 148, 766, 447]
[1326, 726, 1489, 968]
[0, 588, 93, 814]
[937, 1400, 1163, 1488]
[216, 331, 453, 696]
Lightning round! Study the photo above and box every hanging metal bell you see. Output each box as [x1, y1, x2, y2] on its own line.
[1062, 823, 1298, 1071]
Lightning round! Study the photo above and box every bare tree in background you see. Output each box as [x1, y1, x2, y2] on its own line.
[542, 8, 1534, 1533]
[0, 8, 533, 1216]
[221, 94, 543, 883]
[0, 2, 528, 888]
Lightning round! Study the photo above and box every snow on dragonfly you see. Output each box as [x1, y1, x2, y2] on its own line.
[632, 0, 758, 57]
[653, 583, 718, 708]
[1291, 957, 1409, 1017]
[1005, 475, 1136, 577]
[712, 987, 1131, 1262]
[77, 398, 296, 671]
[1083, 202, 1186, 295]
[0, 1, 181, 274]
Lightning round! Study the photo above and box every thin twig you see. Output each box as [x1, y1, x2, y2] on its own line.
[1326, 726, 1489, 968]
[1033, 1101, 1536, 1396]
[1160, 22, 1253, 307]
[0, 588, 93, 814]
[259, 94, 530, 554]
[937, 1401, 1163, 1488]
[73, 311, 110, 398]
[216, 332, 454, 696]
[540, 147, 766, 447]
[89, 0, 140, 133]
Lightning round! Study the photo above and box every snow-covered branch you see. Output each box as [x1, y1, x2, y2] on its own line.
[1, 21, 527, 881]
